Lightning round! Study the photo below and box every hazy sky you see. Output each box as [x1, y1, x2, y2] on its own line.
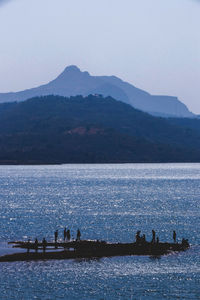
[0, 0, 199, 113]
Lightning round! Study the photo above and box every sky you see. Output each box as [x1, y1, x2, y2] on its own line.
[0, 0, 199, 113]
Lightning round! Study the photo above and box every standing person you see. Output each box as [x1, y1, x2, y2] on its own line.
[141, 234, 146, 244]
[173, 231, 177, 243]
[42, 238, 47, 253]
[152, 230, 156, 243]
[54, 230, 58, 249]
[27, 239, 31, 253]
[34, 238, 38, 253]
[135, 231, 141, 244]
[66, 229, 71, 241]
[76, 229, 81, 241]
[64, 228, 67, 242]
[54, 230, 58, 243]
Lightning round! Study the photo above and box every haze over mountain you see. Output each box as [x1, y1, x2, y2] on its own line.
[0, 66, 194, 118]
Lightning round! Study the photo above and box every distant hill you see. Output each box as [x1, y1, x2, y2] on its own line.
[0, 95, 199, 164]
[0, 65, 194, 118]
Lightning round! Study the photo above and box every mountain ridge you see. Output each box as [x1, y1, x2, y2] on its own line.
[0, 66, 194, 118]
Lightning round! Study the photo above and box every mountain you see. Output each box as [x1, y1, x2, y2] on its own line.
[0, 65, 194, 118]
[0, 94, 200, 164]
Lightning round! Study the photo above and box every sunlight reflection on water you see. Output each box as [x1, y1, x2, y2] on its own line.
[0, 163, 200, 299]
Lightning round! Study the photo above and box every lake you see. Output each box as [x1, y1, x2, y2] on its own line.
[0, 163, 199, 299]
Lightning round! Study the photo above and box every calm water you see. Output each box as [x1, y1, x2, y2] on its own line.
[0, 163, 200, 299]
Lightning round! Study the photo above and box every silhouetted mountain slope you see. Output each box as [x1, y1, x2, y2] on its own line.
[0, 66, 194, 118]
[0, 95, 199, 164]
[168, 118, 200, 135]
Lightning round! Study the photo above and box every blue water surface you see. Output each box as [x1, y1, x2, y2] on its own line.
[0, 163, 199, 299]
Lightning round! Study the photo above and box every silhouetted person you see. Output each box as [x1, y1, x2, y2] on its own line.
[27, 239, 31, 253]
[34, 238, 38, 253]
[54, 230, 58, 249]
[64, 227, 67, 241]
[182, 238, 189, 247]
[152, 230, 156, 243]
[54, 230, 58, 243]
[156, 237, 159, 244]
[135, 231, 141, 244]
[76, 229, 81, 241]
[42, 238, 47, 253]
[173, 231, 177, 243]
[66, 229, 71, 241]
[141, 234, 146, 244]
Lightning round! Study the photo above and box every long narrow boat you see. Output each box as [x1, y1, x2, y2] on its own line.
[0, 239, 190, 262]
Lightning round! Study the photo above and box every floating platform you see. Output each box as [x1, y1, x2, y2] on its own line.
[0, 240, 190, 262]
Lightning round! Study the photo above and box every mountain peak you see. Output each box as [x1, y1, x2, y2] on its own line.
[56, 65, 90, 80]
[64, 65, 81, 73]
[51, 65, 89, 84]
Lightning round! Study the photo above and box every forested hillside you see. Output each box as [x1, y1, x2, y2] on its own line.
[0, 95, 199, 164]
